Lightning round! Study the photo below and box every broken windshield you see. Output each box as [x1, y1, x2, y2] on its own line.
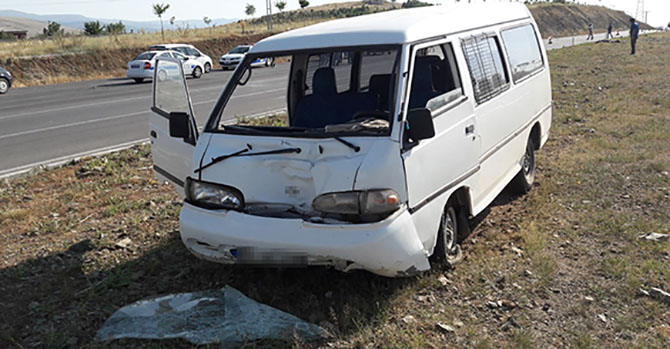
[208, 46, 400, 137]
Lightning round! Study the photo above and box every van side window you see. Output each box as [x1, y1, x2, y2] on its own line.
[408, 43, 463, 112]
[462, 35, 509, 104]
[501, 24, 544, 83]
[305, 52, 352, 94]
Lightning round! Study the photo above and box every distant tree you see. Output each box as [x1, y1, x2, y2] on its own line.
[275, 1, 287, 12]
[299, 0, 309, 9]
[106, 21, 126, 34]
[402, 0, 431, 8]
[203, 16, 212, 26]
[152, 3, 170, 41]
[245, 3, 256, 17]
[83, 20, 104, 35]
[43, 21, 63, 37]
[169, 16, 176, 25]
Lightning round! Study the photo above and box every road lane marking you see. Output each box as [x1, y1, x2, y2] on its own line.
[0, 87, 286, 140]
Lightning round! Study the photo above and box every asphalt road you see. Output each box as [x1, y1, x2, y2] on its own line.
[0, 32, 643, 177]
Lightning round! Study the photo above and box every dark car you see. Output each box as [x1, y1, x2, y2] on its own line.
[0, 66, 12, 94]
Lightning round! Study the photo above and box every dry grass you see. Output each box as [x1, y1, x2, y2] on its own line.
[1, 33, 669, 348]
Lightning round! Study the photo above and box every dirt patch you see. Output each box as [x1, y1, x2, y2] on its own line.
[1, 33, 669, 349]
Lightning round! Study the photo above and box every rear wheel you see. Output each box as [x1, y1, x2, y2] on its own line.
[0, 78, 9, 94]
[133, 78, 144, 83]
[204, 63, 212, 73]
[430, 200, 467, 268]
[192, 66, 203, 79]
[510, 138, 536, 194]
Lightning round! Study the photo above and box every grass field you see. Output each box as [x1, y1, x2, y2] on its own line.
[0, 33, 668, 347]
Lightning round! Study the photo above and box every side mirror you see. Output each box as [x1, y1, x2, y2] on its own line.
[406, 108, 435, 141]
[169, 112, 191, 139]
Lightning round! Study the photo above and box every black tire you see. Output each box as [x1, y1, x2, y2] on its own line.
[430, 200, 468, 268]
[204, 63, 212, 73]
[0, 77, 9, 94]
[192, 66, 203, 79]
[133, 78, 144, 83]
[510, 138, 536, 194]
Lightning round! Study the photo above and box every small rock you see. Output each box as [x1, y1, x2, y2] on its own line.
[501, 299, 517, 309]
[597, 314, 607, 323]
[402, 315, 415, 324]
[638, 233, 669, 242]
[453, 319, 464, 328]
[435, 322, 455, 333]
[584, 296, 595, 302]
[437, 274, 449, 286]
[511, 247, 523, 257]
[524, 270, 534, 277]
[115, 237, 132, 249]
[486, 301, 499, 309]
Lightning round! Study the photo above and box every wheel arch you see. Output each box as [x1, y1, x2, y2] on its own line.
[530, 122, 541, 150]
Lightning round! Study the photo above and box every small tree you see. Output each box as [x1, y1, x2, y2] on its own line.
[84, 20, 104, 35]
[299, 0, 309, 9]
[275, 1, 287, 12]
[106, 21, 126, 35]
[203, 16, 212, 27]
[43, 21, 63, 37]
[245, 3, 256, 17]
[152, 3, 170, 41]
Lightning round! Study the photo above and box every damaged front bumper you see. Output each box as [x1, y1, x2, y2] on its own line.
[179, 202, 431, 277]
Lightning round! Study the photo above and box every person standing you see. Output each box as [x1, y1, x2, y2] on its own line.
[587, 23, 594, 40]
[607, 22, 614, 39]
[630, 18, 640, 54]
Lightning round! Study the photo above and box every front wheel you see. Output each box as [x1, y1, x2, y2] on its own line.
[430, 200, 467, 268]
[0, 78, 9, 94]
[192, 66, 203, 79]
[510, 138, 536, 194]
[204, 63, 212, 73]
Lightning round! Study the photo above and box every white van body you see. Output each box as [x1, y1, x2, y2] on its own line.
[149, 3, 552, 277]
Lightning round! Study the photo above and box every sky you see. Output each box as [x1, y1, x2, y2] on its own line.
[0, 0, 668, 27]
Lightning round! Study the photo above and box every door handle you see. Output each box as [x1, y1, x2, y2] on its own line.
[465, 124, 475, 135]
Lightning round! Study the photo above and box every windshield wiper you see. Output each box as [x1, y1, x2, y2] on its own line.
[194, 147, 301, 174]
[334, 137, 361, 152]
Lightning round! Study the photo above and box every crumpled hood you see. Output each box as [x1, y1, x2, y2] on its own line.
[196, 136, 371, 209]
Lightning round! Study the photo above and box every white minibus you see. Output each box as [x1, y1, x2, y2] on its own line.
[149, 3, 552, 277]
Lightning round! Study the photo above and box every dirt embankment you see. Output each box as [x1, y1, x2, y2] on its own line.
[4, 33, 270, 88]
[530, 3, 653, 38]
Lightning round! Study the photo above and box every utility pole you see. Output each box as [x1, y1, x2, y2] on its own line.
[266, 0, 273, 31]
[635, 0, 644, 22]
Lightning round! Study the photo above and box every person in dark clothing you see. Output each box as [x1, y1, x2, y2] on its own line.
[587, 23, 594, 40]
[630, 18, 640, 54]
[607, 22, 614, 39]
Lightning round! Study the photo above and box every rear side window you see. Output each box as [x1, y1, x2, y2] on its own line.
[462, 35, 509, 104]
[135, 52, 156, 61]
[501, 24, 544, 83]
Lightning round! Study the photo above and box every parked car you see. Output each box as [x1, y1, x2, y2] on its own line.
[149, 44, 214, 73]
[149, 3, 552, 277]
[219, 45, 270, 70]
[127, 51, 204, 83]
[0, 66, 12, 94]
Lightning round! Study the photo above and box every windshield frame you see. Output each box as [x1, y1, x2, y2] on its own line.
[204, 44, 402, 138]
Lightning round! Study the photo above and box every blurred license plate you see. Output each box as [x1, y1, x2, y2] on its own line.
[131, 64, 140, 69]
[233, 247, 307, 266]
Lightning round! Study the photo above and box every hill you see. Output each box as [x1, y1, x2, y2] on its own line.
[0, 16, 78, 37]
[0, 10, 235, 34]
[529, 3, 653, 38]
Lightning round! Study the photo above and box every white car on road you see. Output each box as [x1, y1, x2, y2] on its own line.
[219, 45, 270, 70]
[149, 44, 214, 73]
[126, 51, 204, 83]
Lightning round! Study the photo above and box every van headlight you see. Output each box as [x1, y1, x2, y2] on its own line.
[185, 178, 244, 210]
[312, 189, 401, 218]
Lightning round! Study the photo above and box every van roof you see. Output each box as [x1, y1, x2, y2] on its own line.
[150, 43, 193, 48]
[252, 3, 530, 53]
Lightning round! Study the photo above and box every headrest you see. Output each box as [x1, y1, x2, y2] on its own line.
[312, 67, 337, 95]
